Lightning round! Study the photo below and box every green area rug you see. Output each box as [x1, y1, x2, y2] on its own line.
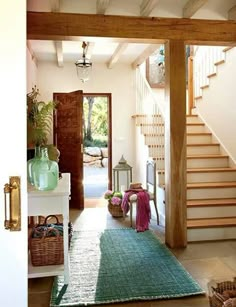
[50, 229, 204, 306]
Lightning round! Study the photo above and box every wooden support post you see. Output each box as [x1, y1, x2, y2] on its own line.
[188, 56, 194, 114]
[164, 40, 187, 248]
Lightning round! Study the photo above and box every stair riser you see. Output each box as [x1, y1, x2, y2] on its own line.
[187, 171, 236, 183]
[187, 145, 220, 155]
[145, 134, 212, 145]
[186, 117, 202, 124]
[187, 206, 236, 219]
[187, 135, 213, 144]
[187, 227, 236, 242]
[141, 125, 205, 134]
[187, 158, 229, 168]
[187, 125, 207, 133]
[187, 187, 236, 199]
[153, 157, 229, 169]
[157, 171, 236, 185]
[149, 145, 220, 156]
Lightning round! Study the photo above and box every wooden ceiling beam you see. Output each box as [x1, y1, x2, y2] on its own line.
[140, 0, 159, 17]
[131, 44, 160, 69]
[183, 0, 208, 18]
[228, 5, 236, 20]
[107, 43, 128, 68]
[55, 41, 63, 67]
[27, 12, 236, 44]
[96, 0, 110, 14]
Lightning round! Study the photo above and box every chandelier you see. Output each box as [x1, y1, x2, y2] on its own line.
[75, 42, 92, 83]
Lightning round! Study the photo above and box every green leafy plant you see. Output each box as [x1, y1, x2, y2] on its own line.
[27, 86, 56, 147]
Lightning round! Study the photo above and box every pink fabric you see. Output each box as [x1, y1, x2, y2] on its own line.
[121, 189, 151, 232]
[136, 191, 151, 232]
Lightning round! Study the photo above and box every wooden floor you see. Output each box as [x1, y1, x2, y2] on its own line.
[28, 199, 236, 307]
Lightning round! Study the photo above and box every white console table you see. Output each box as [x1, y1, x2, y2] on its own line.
[28, 173, 71, 284]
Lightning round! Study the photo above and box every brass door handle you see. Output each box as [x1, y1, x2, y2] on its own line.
[4, 176, 21, 231]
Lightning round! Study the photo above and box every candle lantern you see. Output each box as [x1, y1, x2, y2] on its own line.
[113, 155, 132, 192]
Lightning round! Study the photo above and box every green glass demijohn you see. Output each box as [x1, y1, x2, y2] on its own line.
[27, 146, 41, 185]
[32, 147, 59, 191]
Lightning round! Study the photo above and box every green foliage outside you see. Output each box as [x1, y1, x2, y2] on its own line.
[83, 96, 108, 148]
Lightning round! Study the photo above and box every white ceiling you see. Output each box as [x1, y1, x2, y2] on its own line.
[27, 0, 236, 67]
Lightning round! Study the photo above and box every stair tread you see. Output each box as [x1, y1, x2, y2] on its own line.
[187, 198, 236, 207]
[187, 143, 219, 147]
[149, 144, 219, 148]
[187, 217, 236, 228]
[144, 132, 211, 136]
[187, 167, 236, 173]
[187, 154, 228, 159]
[158, 168, 236, 174]
[187, 181, 236, 188]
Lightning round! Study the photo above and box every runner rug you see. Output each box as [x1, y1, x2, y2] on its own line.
[50, 228, 204, 306]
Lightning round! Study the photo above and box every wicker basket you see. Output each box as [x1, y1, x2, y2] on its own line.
[108, 202, 123, 217]
[29, 215, 73, 266]
[208, 277, 236, 307]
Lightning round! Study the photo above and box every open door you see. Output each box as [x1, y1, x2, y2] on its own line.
[53, 90, 84, 209]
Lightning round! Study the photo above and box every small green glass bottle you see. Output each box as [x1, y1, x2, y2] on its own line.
[32, 147, 59, 191]
[27, 146, 41, 185]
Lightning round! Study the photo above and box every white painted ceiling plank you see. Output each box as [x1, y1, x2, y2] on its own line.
[131, 44, 161, 69]
[140, 0, 159, 17]
[183, 0, 208, 18]
[107, 43, 128, 69]
[96, 0, 110, 14]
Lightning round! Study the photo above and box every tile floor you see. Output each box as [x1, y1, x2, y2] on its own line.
[28, 201, 236, 307]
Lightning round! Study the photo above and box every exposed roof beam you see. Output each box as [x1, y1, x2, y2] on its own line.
[183, 0, 208, 18]
[107, 43, 128, 68]
[27, 40, 38, 67]
[27, 12, 236, 45]
[131, 44, 160, 69]
[96, 0, 110, 14]
[50, 0, 60, 12]
[140, 0, 159, 17]
[55, 41, 63, 67]
[228, 5, 236, 20]
[50, 0, 63, 67]
[86, 42, 95, 59]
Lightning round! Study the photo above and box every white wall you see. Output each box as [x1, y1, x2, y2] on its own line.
[37, 61, 136, 176]
[196, 48, 236, 162]
[27, 47, 38, 92]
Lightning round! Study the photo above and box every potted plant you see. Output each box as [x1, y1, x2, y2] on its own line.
[104, 190, 123, 217]
[27, 86, 56, 148]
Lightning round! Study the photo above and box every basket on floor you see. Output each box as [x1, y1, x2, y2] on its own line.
[29, 215, 73, 266]
[208, 277, 236, 307]
[108, 202, 123, 217]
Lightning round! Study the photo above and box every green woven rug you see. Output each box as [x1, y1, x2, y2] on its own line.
[50, 229, 204, 306]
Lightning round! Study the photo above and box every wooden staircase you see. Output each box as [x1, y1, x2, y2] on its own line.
[137, 114, 236, 241]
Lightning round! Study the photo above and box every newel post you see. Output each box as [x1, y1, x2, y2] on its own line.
[164, 40, 187, 248]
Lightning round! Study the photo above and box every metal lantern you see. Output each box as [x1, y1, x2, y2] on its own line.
[113, 155, 132, 192]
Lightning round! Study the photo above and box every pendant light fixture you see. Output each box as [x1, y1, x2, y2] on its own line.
[75, 42, 92, 83]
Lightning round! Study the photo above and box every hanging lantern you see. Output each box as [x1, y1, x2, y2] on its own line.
[113, 155, 132, 192]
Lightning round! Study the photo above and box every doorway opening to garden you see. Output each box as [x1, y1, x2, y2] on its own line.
[83, 93, 112, 208]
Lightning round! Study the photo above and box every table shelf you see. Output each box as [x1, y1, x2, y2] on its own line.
[28, 173, 71, 284]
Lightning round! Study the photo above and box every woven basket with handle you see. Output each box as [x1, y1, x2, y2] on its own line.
[108, 201, 123, 217]
[29, 215, 73, 266]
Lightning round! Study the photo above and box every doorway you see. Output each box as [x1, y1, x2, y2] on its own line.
[83, 93, 112, 208]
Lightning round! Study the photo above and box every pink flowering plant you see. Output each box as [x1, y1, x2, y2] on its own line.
[104, 190, 123, 206]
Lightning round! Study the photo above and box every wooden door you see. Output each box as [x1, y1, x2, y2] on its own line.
[53, 90, 84, 209]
